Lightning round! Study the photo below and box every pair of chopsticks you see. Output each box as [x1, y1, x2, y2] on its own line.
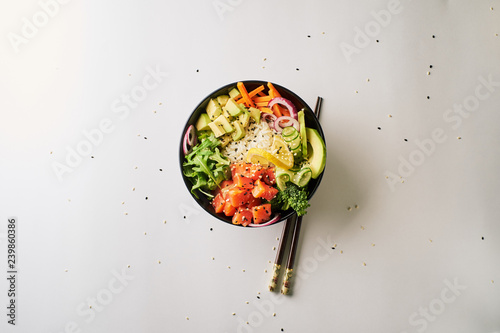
[268, 96, 323, 295]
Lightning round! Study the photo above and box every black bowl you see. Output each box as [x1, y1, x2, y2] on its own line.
[179, 80, 326, 227]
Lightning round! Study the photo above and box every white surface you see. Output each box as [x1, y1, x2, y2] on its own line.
[1, 0, 500, 332]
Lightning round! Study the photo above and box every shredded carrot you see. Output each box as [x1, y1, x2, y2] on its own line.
[257, 91, 266, 97]
[257, 102, 273, 107]
[267, 82, 281, 98]
[247, 85, 265, 98]
[259, 107, 274, 114]
[253, 96, 272, 103]
[279, 105, 290, 117]
[237, 82, 255, 108]
[267, 82, 282, 117]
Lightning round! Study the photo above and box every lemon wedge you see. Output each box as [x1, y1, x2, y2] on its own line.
[246, 136, 294, 170]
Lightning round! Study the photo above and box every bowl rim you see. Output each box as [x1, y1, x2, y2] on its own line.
[179, 80, 326, 227]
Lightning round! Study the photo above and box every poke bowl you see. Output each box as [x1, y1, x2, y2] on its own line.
[179, 80, 326, 227]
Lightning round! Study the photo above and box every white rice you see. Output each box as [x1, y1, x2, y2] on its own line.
[222, 120, 275, 163]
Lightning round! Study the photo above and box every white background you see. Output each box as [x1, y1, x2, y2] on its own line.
[1, 0, 499, 332]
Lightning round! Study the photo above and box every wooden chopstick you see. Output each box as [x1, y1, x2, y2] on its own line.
[268, 214, 296, 291]
[281, 96, 323, 295]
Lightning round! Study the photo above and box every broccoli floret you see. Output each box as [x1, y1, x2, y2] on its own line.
[278, 182, 310, 216]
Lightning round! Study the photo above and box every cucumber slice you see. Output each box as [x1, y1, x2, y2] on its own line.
[276, 173, 290, 191]
[292, 167, 312, 187]
[289, 137, 301, 150]
[282, 127, 299, 140]
[298, 110, 307, 156]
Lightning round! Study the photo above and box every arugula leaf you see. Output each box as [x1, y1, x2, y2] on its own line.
[183, 132, 230, 199]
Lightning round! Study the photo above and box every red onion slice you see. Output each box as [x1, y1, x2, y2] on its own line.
[268, 97, 298, 120]
[261, 112, 277, 126]
[183, 125, 197, 155]
[248, 214, 281, 227]
[274, 116, 300, 133]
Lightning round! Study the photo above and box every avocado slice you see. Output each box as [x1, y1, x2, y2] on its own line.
[195, 113, 211, 131]
[298, 110, 307, 156]
[249, 107, 261, 124]
[238, 110, 251, 128]
[214, 114, 234, 133]
[229, 87, 241, 100]
[224, 98, 243, 117]
[208, 121, 225, 138]
[231, 121, 246, 141]
[217, 95, 230, 107]
[206, 98, 222, 121]
[305, 127, 326, 178]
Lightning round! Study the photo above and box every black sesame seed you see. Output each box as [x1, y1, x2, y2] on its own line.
[377, 127, 381, 130]
[210, 228, 213, 231]
[404, 138, 408, 142]
[482, 236, 484, 240]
